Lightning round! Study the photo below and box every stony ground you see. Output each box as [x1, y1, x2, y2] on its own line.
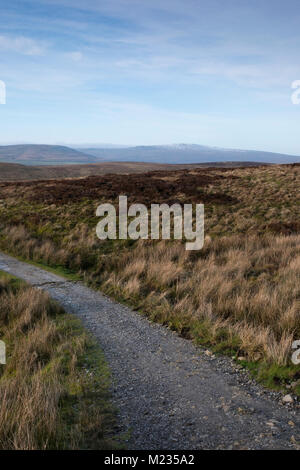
[0, 251, 299, 450]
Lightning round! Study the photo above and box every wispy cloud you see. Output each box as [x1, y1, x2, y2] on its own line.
[0, 34, 46, 55]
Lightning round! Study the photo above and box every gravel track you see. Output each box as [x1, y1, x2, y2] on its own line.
[0, 252, 299, 450]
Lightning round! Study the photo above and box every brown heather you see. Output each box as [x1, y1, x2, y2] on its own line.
[0, 164, 299, 378]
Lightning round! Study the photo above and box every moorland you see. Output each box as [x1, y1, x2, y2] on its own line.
[0, 163, 299, 394]
[0, 160, 267, 181]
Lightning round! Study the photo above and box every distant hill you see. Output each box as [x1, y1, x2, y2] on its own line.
[0, 161, 270, 182]
[0, 144, 98, 165]
[0, 143, 298, 166]
[79, 144, 300, 164]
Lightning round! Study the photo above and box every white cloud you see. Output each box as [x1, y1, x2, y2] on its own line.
[0, 35, 45, 55]
[191, 61, 300, 88]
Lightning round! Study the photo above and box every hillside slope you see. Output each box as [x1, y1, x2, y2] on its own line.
[80, 144, 300, 164]
[0, 161, 269, 181]
[0, 144, 98, 165]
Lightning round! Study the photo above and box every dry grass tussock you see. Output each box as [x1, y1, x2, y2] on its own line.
[100, 235, 300, 366]
[0, 274, 115, 449]
[1, 225, 299, 366]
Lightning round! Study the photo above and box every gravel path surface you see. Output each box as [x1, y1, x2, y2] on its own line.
[0, 251, 299, 450]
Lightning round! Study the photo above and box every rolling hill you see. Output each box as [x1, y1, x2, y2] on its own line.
[0, 143, 299, 167]
[0, 144, 98, 165]
[79, 144, 300, 164]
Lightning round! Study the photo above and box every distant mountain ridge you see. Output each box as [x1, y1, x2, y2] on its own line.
[0, 144, 98, 165]
[0, 143, 299, 166]
[79, 144, 300, 164]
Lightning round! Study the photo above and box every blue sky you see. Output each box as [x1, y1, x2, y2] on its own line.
[0, 0, 300, 154]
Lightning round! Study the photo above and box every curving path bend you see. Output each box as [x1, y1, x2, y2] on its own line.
[0, 252, 299, 450]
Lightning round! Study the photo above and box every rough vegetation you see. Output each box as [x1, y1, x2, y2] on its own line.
[0, 271, 116, 450]
[0, 161, 265, 182]
[0, 164, 299, 393]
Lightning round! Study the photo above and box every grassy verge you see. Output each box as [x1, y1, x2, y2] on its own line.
[1, 235, 299, 398]
[0, 270, 119, 450]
